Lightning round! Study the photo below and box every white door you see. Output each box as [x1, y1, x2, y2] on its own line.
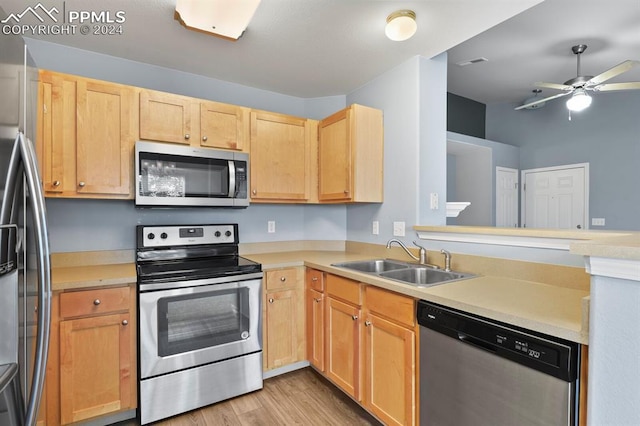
[496, 167, 519, 227]
[521, 164, 588, 230]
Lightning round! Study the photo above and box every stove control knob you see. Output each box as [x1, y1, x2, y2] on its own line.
[215, 231, 221, 237]
[147, 233, 155, 240]
[225, 230, 232, 237]
[160, 232, 168, 239]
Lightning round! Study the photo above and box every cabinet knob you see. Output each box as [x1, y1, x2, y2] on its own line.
[252, 189, 257, 195]
[351, 315, 358, 321]
[280, 276, 286, 282]
[93, 299, 101, 306]
[184, 134, 190, 140]
[202, 136, 208, 142]
[365, 320, 372, 327]
[52, 180, 60, 187]
[344, 190, 349, 195]
[311, 277, 318, 282]
[122, 320, 128, 326]
[314, 298, 321, 303]
[78, 181, 86, 188]
[269, 298, 274, 304]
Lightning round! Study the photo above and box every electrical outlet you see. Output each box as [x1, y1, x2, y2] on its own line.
[267, 220, 276, 233]
[393, 221, 405, 237]
[430, 193, 439, 210]
[591, 218, 605, 226]
[372, 221, 379, 235]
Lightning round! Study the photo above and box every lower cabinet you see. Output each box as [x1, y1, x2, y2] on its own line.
[263, 267, 305, 371]
[305, 268, 325, 371]
[312, 270, 418, 426]
[44, 285, 137, 425]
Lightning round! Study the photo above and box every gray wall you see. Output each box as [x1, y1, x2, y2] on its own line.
[486, 91, 640, 231]
[447, 92, 486, 138]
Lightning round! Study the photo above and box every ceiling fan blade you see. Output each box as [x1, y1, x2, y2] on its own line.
[535, 81, 573, 91]
[514, 91, 572, 111]
[594, 82, 640, 92]
[587, 60, 640, 86]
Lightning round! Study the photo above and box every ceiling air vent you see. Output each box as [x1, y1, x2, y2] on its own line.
[456, 57, 489, 67]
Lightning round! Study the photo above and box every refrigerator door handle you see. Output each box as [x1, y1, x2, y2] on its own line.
[17, 132, 52, 426]
[0, 133, 24, 226]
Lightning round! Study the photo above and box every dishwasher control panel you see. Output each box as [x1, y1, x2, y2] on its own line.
[417, 300, 579, 382]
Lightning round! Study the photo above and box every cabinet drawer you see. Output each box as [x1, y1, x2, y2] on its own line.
[60, 286, 130, 318]
[306, 268, 324, 292]
[326, 274, 361, 306]
[365, 286, 415, 328]
[266, 268, 299, 291]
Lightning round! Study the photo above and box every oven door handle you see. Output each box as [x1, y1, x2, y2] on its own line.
[139, 276, 262, 298]
[228, 160, 236, 198]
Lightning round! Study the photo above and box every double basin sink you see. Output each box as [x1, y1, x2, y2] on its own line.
[331, 258, 475, 288]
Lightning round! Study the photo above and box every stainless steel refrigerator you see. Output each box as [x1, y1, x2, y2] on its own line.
[0, 9, 52, 426]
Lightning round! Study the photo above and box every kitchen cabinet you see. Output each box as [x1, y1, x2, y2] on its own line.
[318, 104, 383, 203]
[305, 269, 325, 371]
[37, 70, 136, 199]
[44, 285, 136, 425]
[316, 271, 418, 425]
[263, 267, 305, 371]
[325, 274, 362, 401]
[250, 110, 318, 202]
[139, 89, 249, 151]
[363, 286, 416, 426]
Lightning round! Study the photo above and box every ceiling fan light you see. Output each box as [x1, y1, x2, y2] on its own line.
[385, 10, 417, 41]
[566, 89, 592, 112]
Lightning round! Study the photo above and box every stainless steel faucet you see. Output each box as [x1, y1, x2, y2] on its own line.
[386, 239, 439, 269]
[440, 249, 452, 272]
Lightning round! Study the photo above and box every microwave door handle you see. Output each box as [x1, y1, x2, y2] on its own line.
[228, 160, 236, 197]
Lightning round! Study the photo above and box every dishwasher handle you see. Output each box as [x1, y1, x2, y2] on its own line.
[457, 332, 498, 353]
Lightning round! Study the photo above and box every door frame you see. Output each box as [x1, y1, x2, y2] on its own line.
[520, 163, 589, 229]
[495, 166, 519, 227]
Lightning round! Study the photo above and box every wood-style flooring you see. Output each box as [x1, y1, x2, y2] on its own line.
[152, 368, 382, 425]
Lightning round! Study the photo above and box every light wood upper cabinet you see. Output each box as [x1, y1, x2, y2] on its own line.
[37, 70, 137, 199]
[139, 89, 249, 151]
[263, 268, 305, 371]
[318, 104, 383, 203]
[45, 285, 137, 425]
[250, 110, 317, 202]
[139, 90, 193, 145]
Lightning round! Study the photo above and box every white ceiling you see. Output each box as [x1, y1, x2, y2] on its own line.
[2, 0, 638, 107]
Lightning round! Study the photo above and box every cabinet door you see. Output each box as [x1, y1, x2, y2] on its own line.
[200, 101, 249, 151]
[364, 313, 415, 426]
[139, 90, 194, 144]
[306, 288, 325, 371]
[250, 111, 310, 201]
[265, 289, 302, 369]
[76, 79, 134, 196]
[326, 297, 361, 400]
[318, 108, 351, 201]
[59, 313, 132, 424]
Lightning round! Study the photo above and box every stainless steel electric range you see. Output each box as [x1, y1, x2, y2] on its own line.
[135, 224, 263, 425]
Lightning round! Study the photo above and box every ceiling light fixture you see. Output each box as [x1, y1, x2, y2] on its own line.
[566, 88, 592, 112]
[175, 0, 261, 40]
[385, 10, 417, 41]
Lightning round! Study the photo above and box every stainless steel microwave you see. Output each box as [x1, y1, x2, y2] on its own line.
[135, 141, 249, 208]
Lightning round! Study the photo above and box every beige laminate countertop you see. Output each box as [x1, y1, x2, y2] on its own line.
[245, 250, 590, 344]
[51, 249, 589, 344]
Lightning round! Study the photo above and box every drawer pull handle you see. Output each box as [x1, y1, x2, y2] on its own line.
[269, 298, 274, 304]
[280, 276, 286, 282]
[93, 299, 101, 306]
[365, 320, 372, 327]
[122, 320, 128, 326]
[352, 315, 358, 321]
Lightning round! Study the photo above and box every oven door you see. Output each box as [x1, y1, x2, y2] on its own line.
[139, 277, 261, 379]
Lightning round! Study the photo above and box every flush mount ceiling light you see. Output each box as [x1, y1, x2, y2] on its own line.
[175, 0, 261, 41]
[385, 10, 417, 41]
[566, 88, 592, 112]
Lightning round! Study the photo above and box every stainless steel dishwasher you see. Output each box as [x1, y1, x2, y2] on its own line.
[417, 301, 581, 426]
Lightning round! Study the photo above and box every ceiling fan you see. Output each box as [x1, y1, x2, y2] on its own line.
[515, 44, 640, 111]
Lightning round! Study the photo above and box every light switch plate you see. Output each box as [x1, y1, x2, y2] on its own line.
[267, 221, 276, 233]
[372, 221, 379, 235]
[393, 221, 405, 237]
[591, 218, 605, 226]
[430, 193, 439, 210]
